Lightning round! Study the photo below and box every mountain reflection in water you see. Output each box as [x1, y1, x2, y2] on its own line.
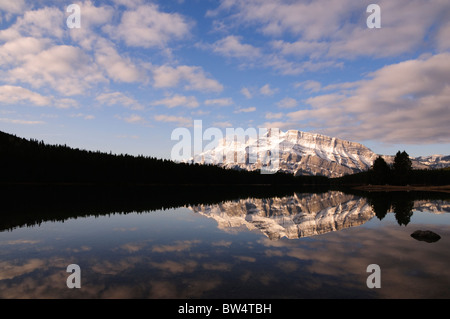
[190, 191, 450, 240]
[1, 188, 449, 299]
[190, 192, 374, 240]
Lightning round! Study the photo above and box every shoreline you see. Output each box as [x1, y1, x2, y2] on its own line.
[352, 184, 450, 193]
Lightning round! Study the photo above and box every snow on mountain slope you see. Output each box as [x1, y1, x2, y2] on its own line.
[192, 129, 378, 177]
[189, 129, 450, 178]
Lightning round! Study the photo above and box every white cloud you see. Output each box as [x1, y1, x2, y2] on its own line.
[210, 0, 356, 38]
[210, 0, 450, 59]
[115, 113, 146, 124]
[78, 1, 115, 26]
[436, 20, 450, 51]
[0, 2, 142, 97]
[207, 1, 363, 75]
[261, 120, 294, 131]
[287, 53, 450, 144]
[0, 0, 26, 15]
[54, 98, 79, 109]
[212, 35, 261, 58]
[154, 114, 192, 127]
[152, 65, 223, 93]
[7, 44, 106, 96]
[96, 92, 143, 110]
[2, 6, 66, 40]
[112, 0, 145, 8]
[212, 121, 233, 128]
[191, 109, 209, 116]
[94, 39, 144, 83]
[68, 1, 115, 50]
[277, 97, 297, 108]
[0, 85, 51, 106]
[265, 112, 284, 119]
[326, 0, 448, 59]
[264, 55, 342, 75]
[123, 114, 146, 124]
[204, 98, 233, 106]
[152, 94, 199, 108]
[272, 39, 328, 59]
[259, 84, 278, 96]
[70, 113, 95, 120]
[0, 37, 50, 66]
[0, 85, 78, 109]
[234, 106, 256, 113]
[295, 80, 322, 93]
[104, 3, 192, 48]
[0, 117, 44, 125]
[241, 87, 252, 99]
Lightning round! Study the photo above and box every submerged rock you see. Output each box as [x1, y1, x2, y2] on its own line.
[411, 230, 441, 243]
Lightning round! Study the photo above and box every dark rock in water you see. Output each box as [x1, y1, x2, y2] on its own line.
[411, 230, 441, 243]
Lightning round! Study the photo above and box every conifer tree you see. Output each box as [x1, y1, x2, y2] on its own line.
[393, 151, 412, 185]
[371, 155, 391, 184]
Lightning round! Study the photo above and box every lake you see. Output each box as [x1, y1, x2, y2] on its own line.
[1, 187, 449, 299]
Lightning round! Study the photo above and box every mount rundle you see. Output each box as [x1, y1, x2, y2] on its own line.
[192, 129, 450, 178]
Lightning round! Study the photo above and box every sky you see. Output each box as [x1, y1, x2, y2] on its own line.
[0, 0, 449, 160]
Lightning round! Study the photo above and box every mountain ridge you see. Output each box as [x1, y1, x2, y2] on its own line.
[191, 129, 450, 177]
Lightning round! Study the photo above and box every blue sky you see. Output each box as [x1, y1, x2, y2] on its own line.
[1, 0, 449, 159]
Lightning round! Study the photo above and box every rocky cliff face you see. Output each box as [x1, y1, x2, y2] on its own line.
[277, 130, 378, 177]
[192, 129, 449, 177]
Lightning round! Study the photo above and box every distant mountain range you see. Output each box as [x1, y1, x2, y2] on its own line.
[192, 129, 450, 178]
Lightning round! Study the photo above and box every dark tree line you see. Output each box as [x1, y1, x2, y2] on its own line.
[370, 151, 450, 186]
[0, 130, 328, 186]
[371, 151, 412, 185]
[1, 131, 448, 187]
[333, 151, 450, 186]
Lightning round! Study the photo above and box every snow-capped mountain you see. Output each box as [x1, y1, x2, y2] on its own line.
[190, 129, 450, 177]
[385, 154, 450, 170]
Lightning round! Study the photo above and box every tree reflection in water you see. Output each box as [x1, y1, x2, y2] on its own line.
[366, 191, 448, 226]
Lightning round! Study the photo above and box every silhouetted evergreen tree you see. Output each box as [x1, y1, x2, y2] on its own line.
[393, 151, 412, 171]
[370, 156, 391, 184]
[392, 151, 412, 185]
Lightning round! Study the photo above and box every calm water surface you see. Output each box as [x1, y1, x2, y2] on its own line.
[1, 191, 449, 299]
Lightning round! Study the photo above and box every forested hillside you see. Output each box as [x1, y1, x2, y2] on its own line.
[2, 130, 448, 187]
[0, 130, 326, 186]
